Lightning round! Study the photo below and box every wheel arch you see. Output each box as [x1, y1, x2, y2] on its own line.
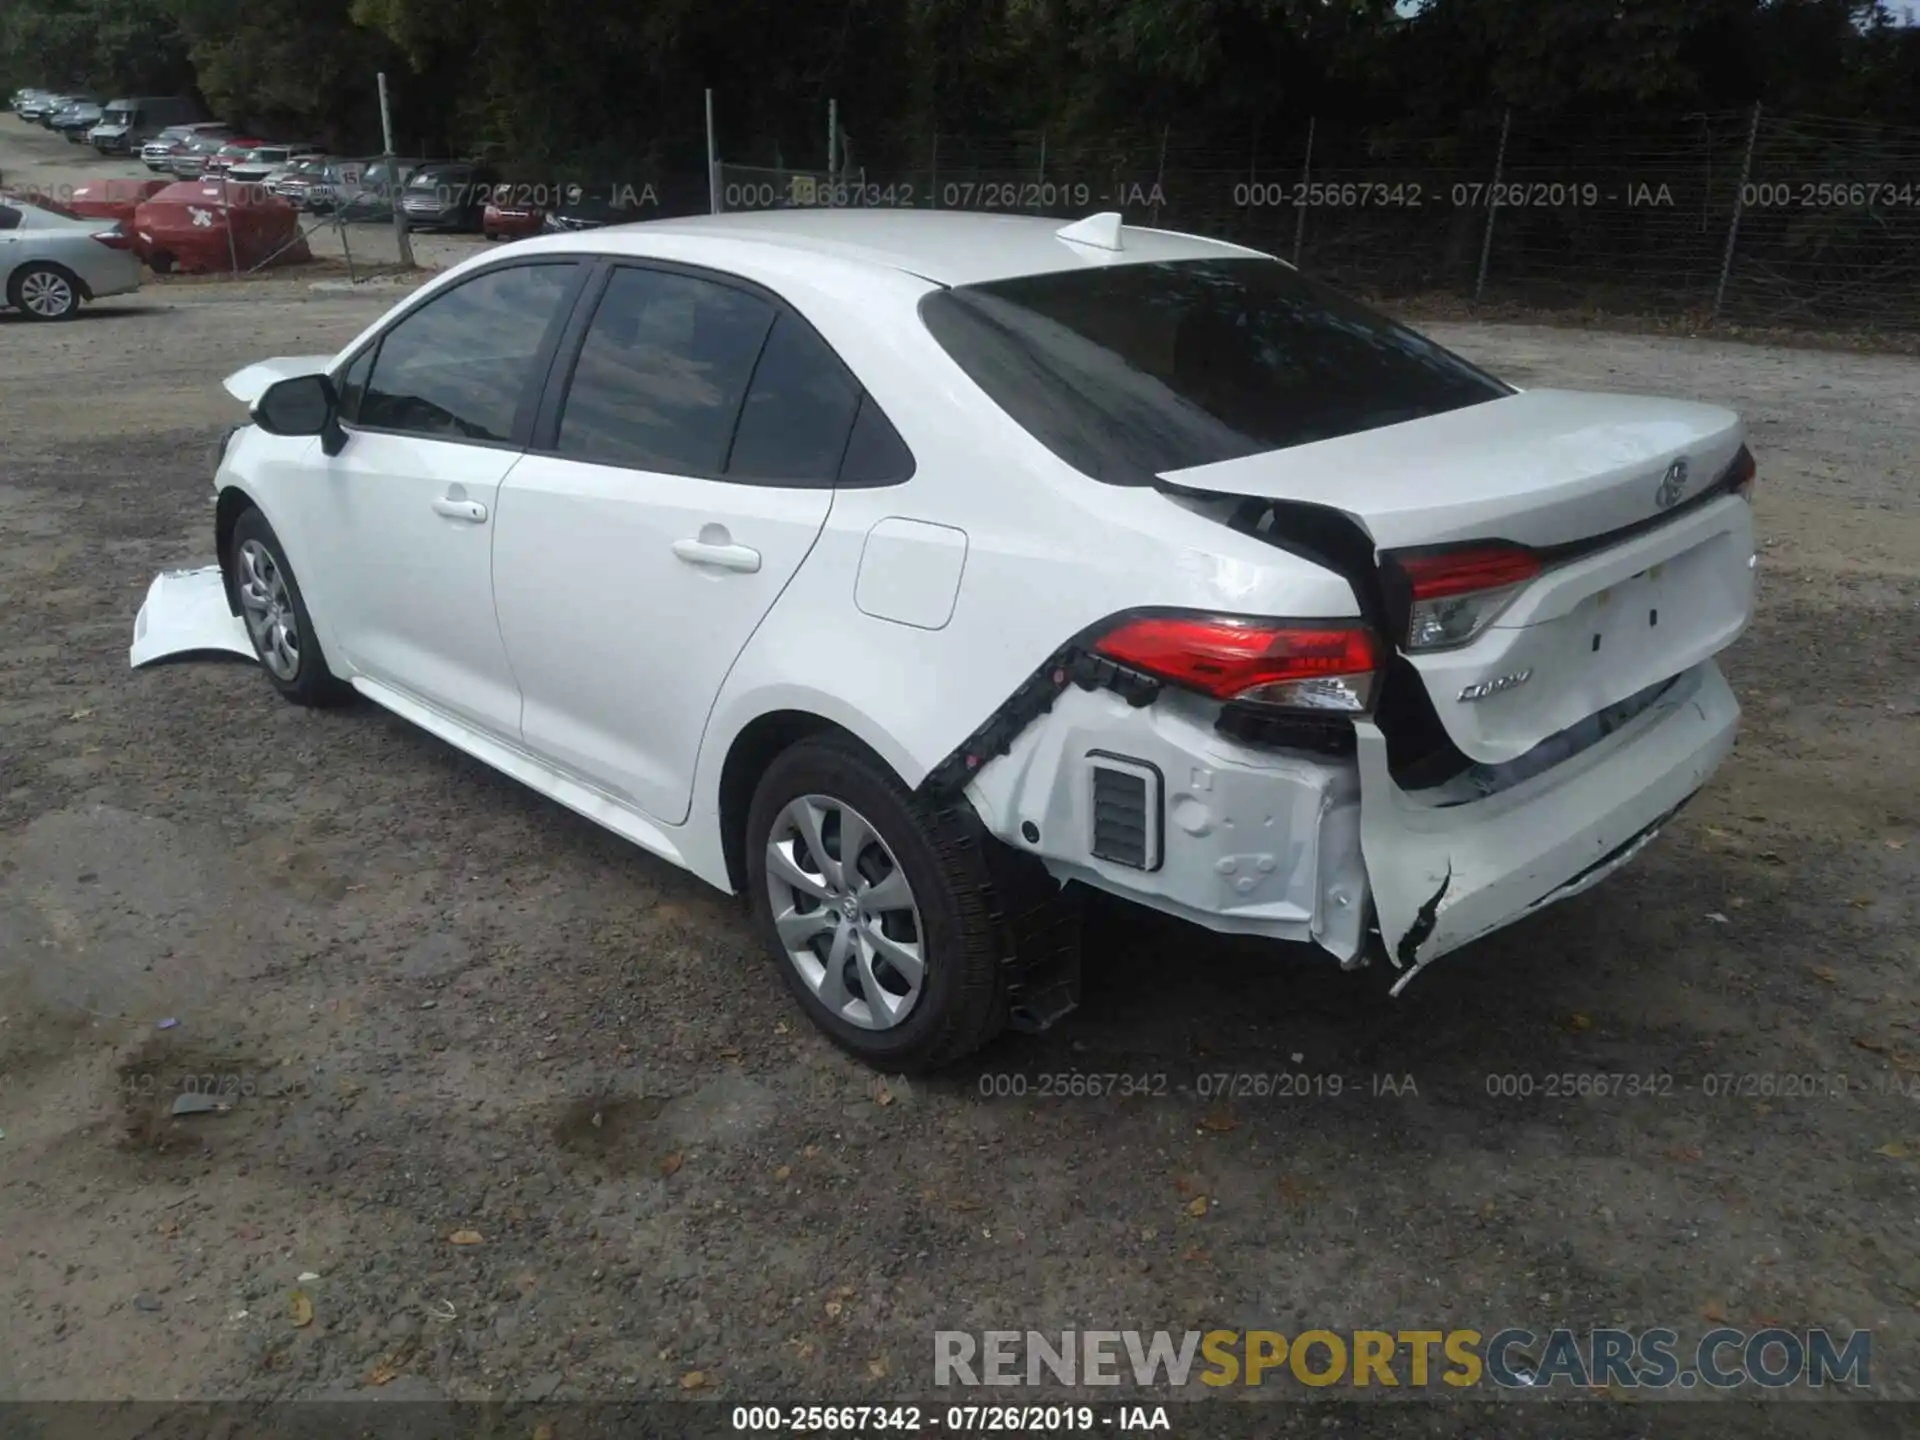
[214, 484, 258, 615]
[707, 701, 926, 893]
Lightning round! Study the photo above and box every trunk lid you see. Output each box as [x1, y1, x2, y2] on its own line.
[1159, 388, 1744, 550]
[1160, 388, 1757, 765]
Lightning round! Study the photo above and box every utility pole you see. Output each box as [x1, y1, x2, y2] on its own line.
[377, 72, 414, 269]
[1474, 107, 1511, 302]
[705, 88, 721, 213]
[1714, 102, 1763, 322]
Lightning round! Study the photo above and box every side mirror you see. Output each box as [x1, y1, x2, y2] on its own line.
[254, 373, 335, 435]
[255, 373, 348, 454]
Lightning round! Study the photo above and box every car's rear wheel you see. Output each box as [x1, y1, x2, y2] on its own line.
[745, 735, 1008, 1072]
[229, 508, 351, 707]
[9, 263, 81, 321]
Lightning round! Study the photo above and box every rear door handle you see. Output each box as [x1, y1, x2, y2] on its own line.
[672, 538, 762, 573]
[432, 497, 488, 523]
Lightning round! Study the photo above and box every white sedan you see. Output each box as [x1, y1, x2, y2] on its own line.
[133, 209, 1757, 1070]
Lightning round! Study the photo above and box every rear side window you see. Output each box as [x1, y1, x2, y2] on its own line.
[725, 313, 861, 484]
[838, 396, 915, 486]
[919, 257, 1510, 485]
[556, 267, 775, 475]
[356, 262, 578, 443]
[0, 206, 20, 232]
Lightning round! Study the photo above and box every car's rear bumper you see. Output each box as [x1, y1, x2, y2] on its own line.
[965, 658, 1738, 986]
[1355, 659, 1739, 990]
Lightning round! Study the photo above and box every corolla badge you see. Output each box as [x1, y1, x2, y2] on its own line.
[1655, 457, 1690, 510]
[1458, 668, 1533, 703]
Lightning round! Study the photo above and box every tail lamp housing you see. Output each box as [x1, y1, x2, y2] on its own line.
[1093, 613, 1381, 714]
[1387, 543, 1541, 652]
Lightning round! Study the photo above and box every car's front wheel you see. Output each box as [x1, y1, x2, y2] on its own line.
[9, 263, 81, 321]
[746, 735, 1008, 1072]
[228, 508, 352, 707]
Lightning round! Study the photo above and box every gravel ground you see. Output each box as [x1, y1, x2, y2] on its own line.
[3, 118, 1919, 1436]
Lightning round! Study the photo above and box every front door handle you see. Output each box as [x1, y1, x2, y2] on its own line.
[672, 538, 762, 573]
[432, 496, 488, 523]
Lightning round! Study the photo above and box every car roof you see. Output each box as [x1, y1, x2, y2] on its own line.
[557, 209, 1270, 288]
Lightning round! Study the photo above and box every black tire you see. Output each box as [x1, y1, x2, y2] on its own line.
[745, 734, 1008, 1072]
[8, 262, 81, 321]
[227, 507, 352, 707]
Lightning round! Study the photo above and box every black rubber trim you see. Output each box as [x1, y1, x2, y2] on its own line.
[918, 629, 1160, 800]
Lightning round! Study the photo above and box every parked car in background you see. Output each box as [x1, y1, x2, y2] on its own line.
[141, 123, 230, 173]
[539, 183, 649, 233]
[399, 161, 498, 231]
[91, 97, 207, 154]
[327, 158, 427, 220]
[11, 88, 52, 116]
[21, 93, 72, 124]
[480, 188, 550, 241]
[170, 132, 255, 179]
[226, 143, 322, 186]
[268, 154, 334, 207]
[0, 194, 141, 320]
[202, 138, 267, 179]
[51, 99, 103, 140]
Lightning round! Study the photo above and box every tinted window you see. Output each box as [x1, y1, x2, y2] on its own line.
[556, 267, 774, 474]
[725, 314, 861, 483]
[919, 258, 1509, 485]
[0, 206, 20, 232]
[838, 395, 916, 487]
[335, 343, 377, 424]
[357, 263, 577, 443]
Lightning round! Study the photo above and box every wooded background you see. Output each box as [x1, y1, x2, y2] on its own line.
[7, 0, 1920, 325]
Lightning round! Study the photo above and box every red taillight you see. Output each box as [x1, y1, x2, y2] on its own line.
[1399, 544, 1541, 601]
[1094, 614, 1380, 712]
[91, 227, 133, 249]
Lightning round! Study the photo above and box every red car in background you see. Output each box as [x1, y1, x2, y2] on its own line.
[201, 138, 266, 179]
[481, 194, 546, 241]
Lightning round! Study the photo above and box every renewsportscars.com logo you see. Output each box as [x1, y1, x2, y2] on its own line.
[933, 1328, 1871, 1391]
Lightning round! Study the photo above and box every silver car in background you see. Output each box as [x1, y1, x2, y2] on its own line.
[0, 197, 142, 321]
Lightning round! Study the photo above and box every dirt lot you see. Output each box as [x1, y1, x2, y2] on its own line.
[3, 120, 1919, 1436]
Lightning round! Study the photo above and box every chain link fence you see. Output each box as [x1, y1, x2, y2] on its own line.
[734, 111, 1920, 330]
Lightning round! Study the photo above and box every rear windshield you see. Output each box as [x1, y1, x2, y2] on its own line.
[918, 257, 1510, 486]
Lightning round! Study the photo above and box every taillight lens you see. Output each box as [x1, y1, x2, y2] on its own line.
[1094, 614, 1381, 713]
[91, 226, 133, 249]
[1397, 543, 1540, 651]
[1728, 445, 1757, 501]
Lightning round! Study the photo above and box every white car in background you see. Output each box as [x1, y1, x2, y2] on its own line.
[1, 196, 142, 320]
[132, 210, 1757, 1070]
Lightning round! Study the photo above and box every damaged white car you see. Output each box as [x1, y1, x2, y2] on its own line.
[133, 209, 1757, 1070]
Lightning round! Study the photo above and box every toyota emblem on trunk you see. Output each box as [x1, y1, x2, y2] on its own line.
[1655, 457, 1690, 509]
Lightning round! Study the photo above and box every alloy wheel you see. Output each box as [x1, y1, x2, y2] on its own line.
[235, 538, 301, 680]
[764, 795, 926, 1030]
[19, 270, 75, 318]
